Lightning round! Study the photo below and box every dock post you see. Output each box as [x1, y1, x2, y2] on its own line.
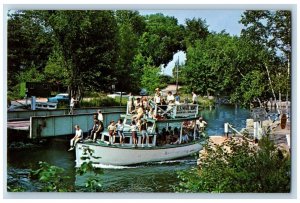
[224, 122, 229, 138]
[254, 121, 258, 142]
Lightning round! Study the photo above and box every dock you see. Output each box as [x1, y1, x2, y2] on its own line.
[7, 120, 30, 131]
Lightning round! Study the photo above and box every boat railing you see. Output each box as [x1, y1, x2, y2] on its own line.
[127, 100, 198, 119]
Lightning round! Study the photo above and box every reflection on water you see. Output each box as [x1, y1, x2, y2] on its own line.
[7, 105, 250, 192]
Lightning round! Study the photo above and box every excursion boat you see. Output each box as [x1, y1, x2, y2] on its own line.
[75, 100, 206, 166]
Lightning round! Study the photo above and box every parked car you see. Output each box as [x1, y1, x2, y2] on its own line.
[107, 92, 129, 99]
[139, 88, 148, 96]
[48, 93, 69, 103]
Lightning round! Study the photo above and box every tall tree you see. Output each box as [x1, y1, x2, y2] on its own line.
[39, 10, 119, 98]
[138, 13, 185, 67]
[184, 17, 210, 47]
[240, 10, 291, 101]
[182, 33, 272, 104]
[7, 11, 54, 90]
[115, 11, 145, 93]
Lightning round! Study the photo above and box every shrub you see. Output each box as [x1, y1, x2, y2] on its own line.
[176, 136, 291, 193]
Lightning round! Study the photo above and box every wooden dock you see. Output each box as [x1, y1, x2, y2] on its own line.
[7, 120, 30, 131]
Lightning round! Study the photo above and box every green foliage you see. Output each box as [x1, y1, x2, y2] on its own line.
[80, 96, 126, 107]
[184, 18, 209, 47]
[76, 147, 103, 192]
[139, 13, 184, 67]
[176, 136, 291, 193]
[7, 185, 26, 192]
[44, 48, 68, 86]
[115, 12, 141, 93]
[239, 70, 265, 105]
[240, 10, 291, 101]
[30, 161, 71, 192]
[141, 60, 167, 94]
[19, 82, 26, 98]
[240, 10, 291, 59]
[7, 11, 54, 90]
[182, 33, 273, 105]
[17, 66, 45, 83]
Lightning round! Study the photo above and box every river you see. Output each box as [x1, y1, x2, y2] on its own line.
[7, 104, 250, 192]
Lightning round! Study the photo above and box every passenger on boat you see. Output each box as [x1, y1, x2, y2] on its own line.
[86, 117, 99, 139]
[107, 120, 116, 145]
[170, 127, 180, 144]
[87, 119, 98, 139]
[196, 117, 207, 133]
[93, 120, 104, 142]
[132, 106, 144, 121]
[165, 126, 173, 144]
[142, 97, 148, 110]
[68, 125, 83, 151]
[128, 92, 134, 113]
[97, 110, 103, 123]
[175, 93, 180, 104]
[167, 91, 175, 104]
[140, 119, 150, 147]
[182, 129, 189, 143]
[148, 107, 154, 119]
[154, 88, 161, 105]
[134, 98, 142, 112]
[130, 120, 138, 147]
[116, 119, 125, 146]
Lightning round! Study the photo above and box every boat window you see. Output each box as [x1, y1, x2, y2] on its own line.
[181, 120, 196, 144]
[125, 118, 131, 125]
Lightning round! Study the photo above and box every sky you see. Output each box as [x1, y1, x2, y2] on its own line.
[139, 10, 246, 76]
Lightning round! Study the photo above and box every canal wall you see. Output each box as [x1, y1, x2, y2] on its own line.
[8, 106, 126, 121]
[29, 111, 124, 139]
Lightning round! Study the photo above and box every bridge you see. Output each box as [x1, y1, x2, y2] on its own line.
[7, 106, 126, 139]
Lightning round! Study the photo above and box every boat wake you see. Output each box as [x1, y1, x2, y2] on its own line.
[93, 163, 138, 169]
[150, 159, 196, 165]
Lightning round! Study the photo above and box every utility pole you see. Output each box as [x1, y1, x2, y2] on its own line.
[175, 56, 181, 93]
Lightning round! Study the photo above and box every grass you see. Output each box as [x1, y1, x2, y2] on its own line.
[80, 96, 127, 107]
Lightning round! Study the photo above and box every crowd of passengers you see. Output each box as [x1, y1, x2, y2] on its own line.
[68, 88, 207, 150]
[128, 88, 198, 121]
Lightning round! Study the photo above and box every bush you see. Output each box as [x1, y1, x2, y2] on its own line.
[176, 136, 291, 193]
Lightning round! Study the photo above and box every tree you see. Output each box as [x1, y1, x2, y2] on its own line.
[182, 33, 274, 104]
[39, 10, 119, 98]
[240, 10, 291, 101]
[184, 17, 210, 47]
[115, 11, 144, 93]
[176, 136, 290, 193]
[138, 13, 185, 67]
[140, 57, 166, 94]
[7, 11, 54, 92]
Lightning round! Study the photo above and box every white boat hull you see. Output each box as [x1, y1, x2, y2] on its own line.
[75, 142, 203, 167]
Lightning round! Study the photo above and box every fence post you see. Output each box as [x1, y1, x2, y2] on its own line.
[224, 122, 229, 138]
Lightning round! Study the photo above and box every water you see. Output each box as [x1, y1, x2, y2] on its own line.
[7, 104, 250, 192]
[200, 104, 250, 135]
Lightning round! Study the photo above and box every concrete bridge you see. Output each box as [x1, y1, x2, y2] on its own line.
[7, 106, 126, 139]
